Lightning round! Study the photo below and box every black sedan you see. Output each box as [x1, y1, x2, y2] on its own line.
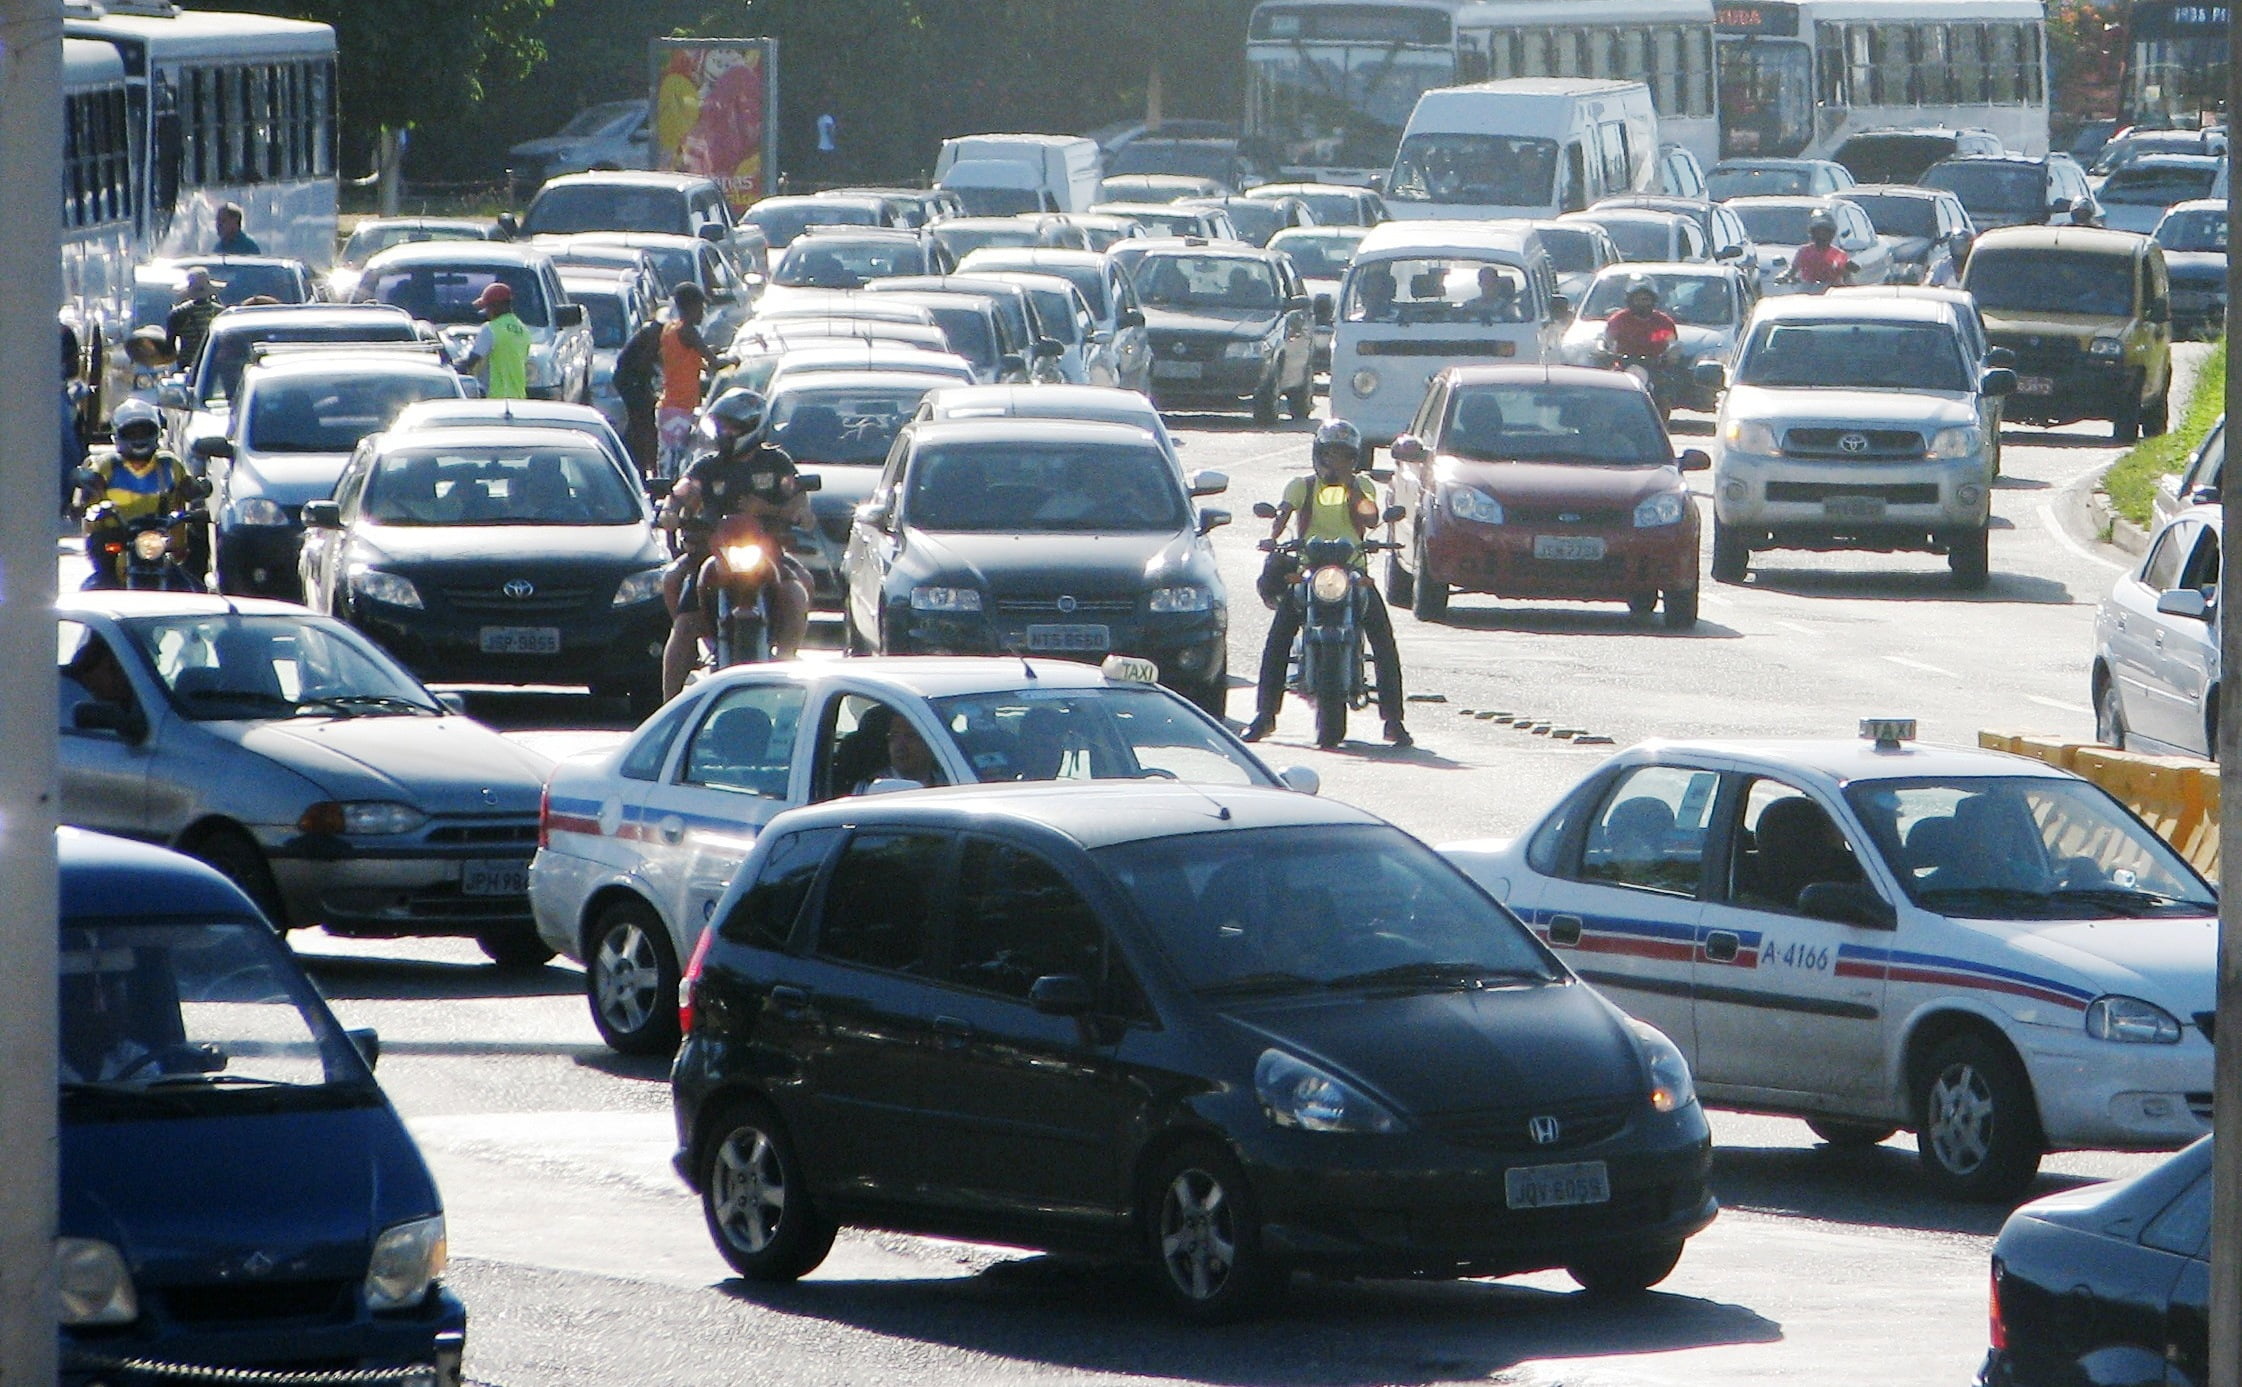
[840, 417, 1232, 714]
[1984, 1137, 2213, 1387]
[672, 782, 1716, 1321]
[1133, 244, 1317, 423]
[297, 426, 669, 712]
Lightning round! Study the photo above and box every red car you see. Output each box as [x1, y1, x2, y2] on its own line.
[1383, 365, 1709, 628]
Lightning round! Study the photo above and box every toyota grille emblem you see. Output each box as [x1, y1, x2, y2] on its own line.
[1170, 341, 1190, 357]
[242, 1251, 275, 1277]
[1528, 1115, 1562, 1146]
[1837, 432, 1871, 454]
[1558, 511, 1582, 524]
[1056, 595, 1078, 614]
[502, 579, 536, 599]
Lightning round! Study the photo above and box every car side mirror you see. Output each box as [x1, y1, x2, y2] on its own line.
[1195, 506, 1231, 535]
[796, 473, 823, 493]
[1118, 308, 1145, 329]
[1691, 361, 1726, 393]
[1313, 293, 1334, 326]
[346, 1026, 380, 1069]
[1550, 293, 1572, 321]
[436, 691, 469, 715]
[192, 436, 234, 460]
[1714, 243, 1743, 260]
[2148, 300, 2171, 325]
[1797, 881, 1896, 929]
[1251, 500, 1278, 520]
[1028, 973, 1096, 1017]
[2047, 200, 2072, 218]
[1188, 469, 1228, 497]
[556, 303, 586, 328]
[1981, 367, 2017, 398]
[1381, 503, 1406, 524]
[2191, 484, 2221, 505]
[2157, 587, 2212, 620]
[495, 212, 520, 239]
[1390, 434, 1428, 466]
[300, 499, 341, 529]
[1986, 346, 2016, 369]
[1285, 295, 1311, 313]
[158, 384, 192, 411]
[697, 223, 726, 243]
[1678, 449, 1711, 472]
[1277, 765, 1321, 794]
[1000, 352, 1026, 376]
[1033, 337, 1064, 360]
[855, 500, 893, 530]
[72, 700, 145, 742]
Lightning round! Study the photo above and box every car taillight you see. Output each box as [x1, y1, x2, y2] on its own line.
[536, 782, 551, 851]
[678, 925, 715, 1036]
[1988, 1259, 2007, 1352]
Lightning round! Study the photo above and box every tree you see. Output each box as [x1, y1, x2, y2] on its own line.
[2044, 0, 2124, 124]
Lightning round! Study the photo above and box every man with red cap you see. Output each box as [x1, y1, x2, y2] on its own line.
[459, 280, 531, 399]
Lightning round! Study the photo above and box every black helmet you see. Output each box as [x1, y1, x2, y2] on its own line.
[705, 387, 765, 437]
[111, 398, 161, 461]
[1807, 211, 1837, 236]
[1313, 418, 1363, 467]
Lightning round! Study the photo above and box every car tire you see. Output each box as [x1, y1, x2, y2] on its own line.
[2144, 385, 2170, 438]
[1567, 1242, 1683, 1295]
[1383, 547, 1415, 606]
[1662, 585, 1699, 630]
[1627, 591, 1658, 617]
[476, 921, 556, 970]
[587, 898, 682, 1055]
[698, 1099, 838, 1282]
[1410, 524, 1448, 621]
[1252, 381, 1280, 428]
[2095, 675, 2128, 750]
[1285, 380, 1314, 420]
[1142, 1140, 1282, 1323]
[2113, 378, 2144, 443]
[1948, 530, 1990, 590]
[181, 825, 288, 932]
[1915, 1033, 2043, 1202]
[1711, 521, 1749, 584]
[1807, 1119, 1897, 1149]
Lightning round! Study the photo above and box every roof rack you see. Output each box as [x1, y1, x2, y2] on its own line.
[246, 340, 447, 364]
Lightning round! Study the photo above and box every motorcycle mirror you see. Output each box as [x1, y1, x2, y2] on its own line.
[184, 475, 213, 500]
[300, 500, 341, 530]
[1690, 361, 1726, 393]
[1251, 500, 1279, 520]
[191, 436, 234, 460]
[797, 473, 823, 492]
[1382, 504, 1406, 524]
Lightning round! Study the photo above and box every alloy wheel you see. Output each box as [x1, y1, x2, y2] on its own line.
[593, 920, 661, 1036]
[1159, 1166, 1238, 1302]
[1926, 1061, 1995, 1175]
[709, 1125, 788, 1255]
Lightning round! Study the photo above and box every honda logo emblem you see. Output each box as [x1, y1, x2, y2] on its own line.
[1837, 432, 1871, 454]
[502, 579, 536, 599]
[1056, 595, 1078, 614]
[1528, 1115, 1562, 1145]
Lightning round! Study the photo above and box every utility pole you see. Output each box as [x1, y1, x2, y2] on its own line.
[0, 0, 63, 1382]
[2211, 5, 2242, 1385]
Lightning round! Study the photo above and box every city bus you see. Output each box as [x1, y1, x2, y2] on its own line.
[62, 37, 137, 389]
[1244, 0, 1474, 185]
[2119, 0, 2228, 130]
[1452, 0, 1721, 163]
[1713, 0, 2048, 159]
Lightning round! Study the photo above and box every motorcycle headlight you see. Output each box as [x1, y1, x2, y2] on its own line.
[1724, 419, 1780, 455]
[1631, 1019, 1697, 1113]
[298, 800, 430, 836]
[1148, 584, 1213, 613]
[228, 497, 289, 527]
[1350, 368, 1380, 397]
[1927, 426, 1981, 459]
[2085, 995, 2182, 1044]
[717, 540, 767, 575]
[1308, 565, 1352, 603]
[1633, 492, 1687, 527]
[2088, 335, 2126, 359]
[612, 567, 665, 607]
[350, 567, 423, 609]
[364, 1215, 447, 1312]
[1445, 486, 1504, 525]
[54, 1238, 137, 1326]
[1255, 1049, 1401, 1133]
[910, 585, 982, 612]
[131, 529, 172, 561]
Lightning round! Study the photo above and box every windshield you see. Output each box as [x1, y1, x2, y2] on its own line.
[341, 224, 484, 268]
[747, 201, 874, 248]
[1534, 226, 1604, 275]
[1920, 163, 2045, 216]
[125, 613, 439, 720]
[363, 263, 551, 327]
[524, 186, 690, 237]
[1731, 203, 1818, 245]
[1834, 135, 1956, 185]
[1388, 133, 1557, 207]
[174, 262, 305, 306]
[769, 386, 932, 464]
[1709, 164, 1815, 198]
[950, 186, 1044, 217]
[774, 238, 924, 288]
[2101, 164, 2218, 205]
[1582, 273, 1736, 326]
[1441, 383, 1670, 465]
[1247, 46, 1454, 171]
[364, 443, 641, 526]
[59, 919, 376, 1108]
[1269, 230, 1364, 278]
[1965, 249, 2136, 317]
[964, 254, 1108, 315]
[1845, 777, 2214, 918]
[196, 321, 419, 406]
[1717, 38, 1813, 158]
[1219, 200, 1284, 244]
[933, 224, 1041, 261]
[1738, 319, 1968, 391]
[931, 687, 1268, 786]
[1291, 191, 1368, 226]
[1135, 254, 1283, 311]
[907, 440, 1185, 532]
[572, 288, 630, 348]
[1020, 286, 1083, 343]
[1096, 824, 1559, 996]
[559, 101, 638, 138]
[244, 372, 457, 453]
[1589, 217, 1674, 262]
[2156, 209, 2229, 253]
[1109, 144, 1236, 182]
[1118, 208, 1210, 238]
[911, 305, 995, 366]
[1846, 193, 1942, 239]
[1342, 257, 1530, 325]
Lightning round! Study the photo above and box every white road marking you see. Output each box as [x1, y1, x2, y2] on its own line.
[1774, 620, 1820, 638]
[1883, 655, 1957, 677]
[2026, 694, 2092, 714]
[2036, 459, 2132, 574]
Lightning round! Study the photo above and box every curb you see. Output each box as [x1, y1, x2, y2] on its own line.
[2083, 487, 2151, 558]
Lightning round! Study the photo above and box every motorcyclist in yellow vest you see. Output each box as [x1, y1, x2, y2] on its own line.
[458, 281, 532, 399]
[75, 399, 199, 588]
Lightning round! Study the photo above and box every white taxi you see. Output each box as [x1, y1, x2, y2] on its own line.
[1440, 721, 2215, 1201]
[530, 656, 1310, 1054]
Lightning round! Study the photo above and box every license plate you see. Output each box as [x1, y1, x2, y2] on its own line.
[1823, 495, 1887, 520]
[479, 625, 561, 655]
[1532, 535, 1606, 561]
[2015, 374, 2054, 396]
[1505, 1160, 1611, 1210]
[1153, 360, 1204, 380]
[460, 860, 528, 896]
[1026, 623, 1111, 653]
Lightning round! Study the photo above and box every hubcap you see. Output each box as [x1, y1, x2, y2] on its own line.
[1159, 1168, 1238, 1301]
[710, 1126, 787, 1253]
[593, 921, 658, 1034]
[1928, 1062, 1995, 1174]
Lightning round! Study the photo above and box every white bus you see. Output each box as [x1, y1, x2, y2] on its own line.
[2119, 0, 2228, 131]
[1713, 0, 2048, 160]
[62, 37, 137, 387]
[1244, 0, 1473, 185]
[67, 2, 339, 268]
[1452, 0, 1720, 163]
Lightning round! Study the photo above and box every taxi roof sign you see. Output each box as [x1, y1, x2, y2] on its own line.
[1860, 717, 1917, 751]
[1101, 654, 1160, 684]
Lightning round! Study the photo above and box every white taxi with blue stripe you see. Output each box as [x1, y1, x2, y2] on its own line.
[530, 656, 1304, 1055]
[1441, 721, 2216, 1201]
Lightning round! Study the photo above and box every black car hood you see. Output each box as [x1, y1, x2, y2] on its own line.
[355, 522, 665, 570]
[804, 464, 883, 521]
[1143, 306, 1280, 342]
[2163, 250, 2227, 285]
[1221, 979, 1644, 1118]
[896, 529, 1202, 598]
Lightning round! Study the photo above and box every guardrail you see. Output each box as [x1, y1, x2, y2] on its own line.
[1978, 732, 2221, 876]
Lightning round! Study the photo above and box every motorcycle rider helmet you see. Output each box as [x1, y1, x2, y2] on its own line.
[1624, 277, 1660, 307]
[1312, 417, 1364, 473]
[111, 398, 162, 462]
[1806, 210, 1838, 239]
[704, 387, 766, 440]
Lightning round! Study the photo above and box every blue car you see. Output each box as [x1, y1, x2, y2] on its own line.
[56, 829, 465, 1385]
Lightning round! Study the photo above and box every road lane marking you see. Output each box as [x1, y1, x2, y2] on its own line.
[1774, 620, 1820, 638]
[1883, 655, 1957, 677]
[2026, 694, 2092, 714]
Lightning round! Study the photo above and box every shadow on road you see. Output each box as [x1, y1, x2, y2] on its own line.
[2003, 426, 2123, 451]
[1726, 566, 2075, 606]
[1708, 1139, 2103, 1237]
[300, 952, 581, 1001]
[1426, 605, 1746, 640]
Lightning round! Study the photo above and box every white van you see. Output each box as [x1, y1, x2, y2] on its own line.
[1385, 79, 1660, 223]
[934, 134, 1105, 215]
[1329, 220, 1566, 447]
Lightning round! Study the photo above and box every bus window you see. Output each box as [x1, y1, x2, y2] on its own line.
[1918, 26, 1954, 105]
[1988, 24, 2019, 103]
[1598, 122, 1630, 191]
[1952, 22, 1986, 102]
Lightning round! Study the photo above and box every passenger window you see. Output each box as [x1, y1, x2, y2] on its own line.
[2142, 523, 2193, 593]
[1729, 778, 1865, 914]
[949, 838, 1106, 1000]
[2178, 528, 2219, 600]
[1560, 142, 1588, 213]
[681, 683, 804, 798]
[818, 694, 948, 800]
[58, 622, 139, 731]
[813, 830, 947, 974]
[2142, 1171, 2212, 1258]
[1575, 765, 1719, 896]
[721, 826, 843, 951]
[619, 694, 698, 781]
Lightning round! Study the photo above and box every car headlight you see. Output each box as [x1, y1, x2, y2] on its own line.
[1255, 1049, 1401, 1133]
[612, 567, 665, 607]
[228, 497, 289, 527]
[2086, 995, 2182, 1044]
[1148, 584, 1213, 612]
[350, 567, 423, 609]
[1308, 564, 1352, 603]
[298, 800, 430, 836]
[1223, 336, 1273, 360]
[54, 1238, 137, 1326]
[1350, 368, 1380, 397]
[1631, 1019, 1697, 1113]
[1927, 426, 1981, 459]
[2088, 335, 2125, 359]
[1634, 492, 1687, 527]
[910, 585, 982, 612]
[1723, 419, 1780, 454]
[1445, 486, 1504, 524]
[364, 1214, 447, 1312]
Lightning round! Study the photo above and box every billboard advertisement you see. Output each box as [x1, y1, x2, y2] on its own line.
[648, 37, 779, 215]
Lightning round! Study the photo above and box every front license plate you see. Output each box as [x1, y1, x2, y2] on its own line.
[479, 625, 561, 655]
[2016, 374, 2055, 396]
[1153, 360, 1204, 380]
[1505, 1160, 1611, 1210]
[1026, 623, 1112, 653]
[1532, 535, 1606, 561]
[460, 860, 529, 896]
[1823, 495, 1887, 521]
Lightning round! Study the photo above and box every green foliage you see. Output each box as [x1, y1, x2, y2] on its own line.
[2043, 0, 2123, 122]
[2104, 341, 2227, 527]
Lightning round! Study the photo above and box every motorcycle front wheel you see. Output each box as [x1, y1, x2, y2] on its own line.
[1311, 649, 1348, 747]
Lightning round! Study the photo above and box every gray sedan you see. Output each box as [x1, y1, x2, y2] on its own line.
[58, 592, 556, 965]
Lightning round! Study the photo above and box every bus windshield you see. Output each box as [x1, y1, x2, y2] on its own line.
[1388, 134, 1558, 207]
[1716, 38, 1812, 158]
[1248, 47, 1456, 172]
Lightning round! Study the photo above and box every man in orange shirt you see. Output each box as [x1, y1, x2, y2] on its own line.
[656, 284, 723, 474]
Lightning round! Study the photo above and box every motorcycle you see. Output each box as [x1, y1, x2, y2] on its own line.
[1596, 330, 1689, 421]
[692, 479, 820, 675]
[75, 470, 210, 592]
[1253, 500, 1405, 748]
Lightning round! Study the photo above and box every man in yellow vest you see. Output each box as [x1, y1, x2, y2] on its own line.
[460, 281, 532, 399]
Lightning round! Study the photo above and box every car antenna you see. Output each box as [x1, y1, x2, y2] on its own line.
[1020, 656, 1037, 680]
[1190, 784, 1232, 822]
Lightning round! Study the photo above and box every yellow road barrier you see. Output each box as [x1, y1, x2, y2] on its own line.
[1979, 732, 2221, 876]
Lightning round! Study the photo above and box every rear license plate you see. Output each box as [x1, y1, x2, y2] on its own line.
[1026, 623, 1112, 652]
[461, 860, 528, 897]
[1153, 360, 1204, 381]
[1505, 1160, 1611, 1210]
[479, 626, 561, 655]
[1823, 495, 1888, 520]
[2016, 374, 2054, 396]
[1532, 535, 1606, 561]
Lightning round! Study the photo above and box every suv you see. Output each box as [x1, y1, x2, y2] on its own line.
[1921, 153, 2099, 230]
[1962, 225, 2175, 440]
[505, 99, 650, 202]
[516, 170, 752, 264]
[1831, 127, 2005, 184]
[1700, 295, 2013, 587]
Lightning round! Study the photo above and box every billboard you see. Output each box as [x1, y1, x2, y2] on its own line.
[649, 37, 779, 215]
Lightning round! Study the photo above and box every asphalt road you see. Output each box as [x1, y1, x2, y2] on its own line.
[246, 348, 2212, 1387]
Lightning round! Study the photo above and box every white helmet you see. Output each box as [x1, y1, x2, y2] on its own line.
[111, 398, 162, 460]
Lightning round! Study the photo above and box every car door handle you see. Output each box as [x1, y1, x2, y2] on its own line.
[933, 1015, 974, 1047]
[769, 985, 812, 1016]
[1546, 914, 1584, 947]
[1704, 931, 1741, 964]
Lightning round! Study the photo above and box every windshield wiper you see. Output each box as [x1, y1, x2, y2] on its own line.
[143, 1073, 293, 1089]
[1195, 971, 1320, 999]
[311, 694, 437, 716]
[59, 1081, 197, 1112]
[2054, 886, 2216, 915]
[1323, 961, 1551, 991]
[1913, 885, 2082, 916]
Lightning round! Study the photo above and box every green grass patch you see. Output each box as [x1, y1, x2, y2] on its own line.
[2103, 340, 2227, 527]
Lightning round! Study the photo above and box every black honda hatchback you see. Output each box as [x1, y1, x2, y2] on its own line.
[671, 782, 1716, 1321]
